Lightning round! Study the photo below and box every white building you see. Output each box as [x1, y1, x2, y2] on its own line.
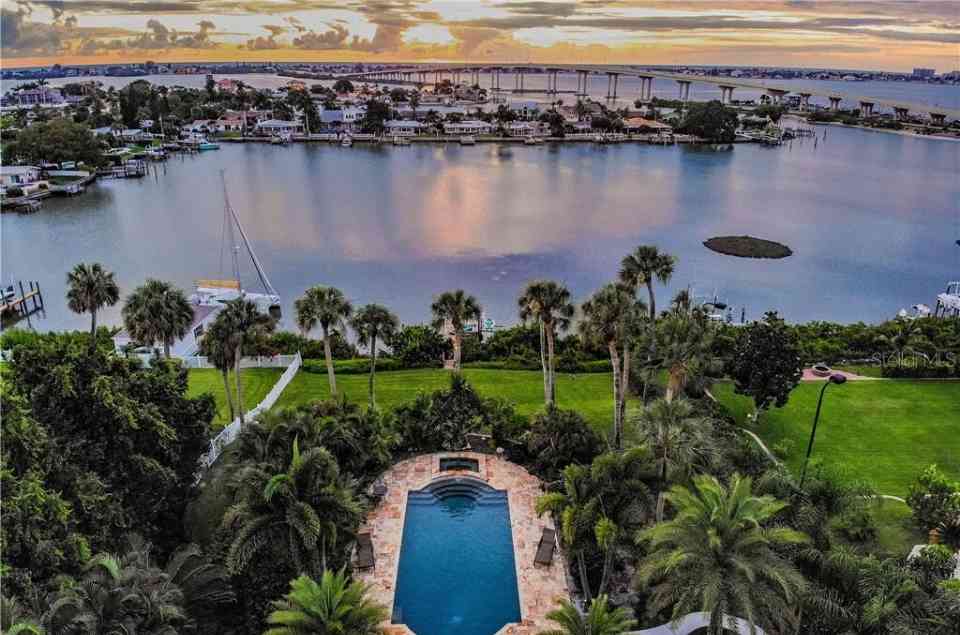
[506, 121, 547, 137]
[384, 120, 427, 136]
[254, 119, 304, 136]
[0, 166, 43, 194]
[443, 120, 493, 135]
[320, 105, 366, 130]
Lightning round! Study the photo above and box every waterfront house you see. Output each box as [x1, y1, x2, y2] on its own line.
[320, 105, 366, 132]
[0, 166, 43, 194]
[623, 117, 673, 134]
[254, 119, 304, 136]
[216, 78, 240, 94]
[1, 86, 64, 107]
[443, 120, 494, 136]
[506, 121, 547, 137]
[113, 303, 222, 359]
[384, 120, 427, 136]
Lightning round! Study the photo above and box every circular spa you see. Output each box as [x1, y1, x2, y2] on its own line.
[392, 477, 521, 635]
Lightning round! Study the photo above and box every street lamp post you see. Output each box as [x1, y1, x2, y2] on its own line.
[799, 373, 846, 488]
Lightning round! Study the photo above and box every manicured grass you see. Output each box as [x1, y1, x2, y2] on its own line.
[274, 368, 619, 435]
[713, 380, 960, 496]
[834, 364, 884, 378]
[187, 368, 283, 428]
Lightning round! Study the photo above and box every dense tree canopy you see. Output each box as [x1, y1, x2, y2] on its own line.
[677, 100, 739, 143]
[6, 119, 104, 166]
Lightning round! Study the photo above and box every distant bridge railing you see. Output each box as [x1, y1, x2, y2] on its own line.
[196, 352, 302, 475]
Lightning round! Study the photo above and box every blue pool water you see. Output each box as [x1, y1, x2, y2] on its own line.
[392, 478, 521, 635]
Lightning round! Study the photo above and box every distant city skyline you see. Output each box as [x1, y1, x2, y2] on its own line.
[1, 1, 958, 72]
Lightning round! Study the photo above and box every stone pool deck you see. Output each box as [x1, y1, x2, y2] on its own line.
[355, 452, 570, 635]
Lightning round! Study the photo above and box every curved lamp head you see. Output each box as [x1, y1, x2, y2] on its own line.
[829, 373, 847, 385]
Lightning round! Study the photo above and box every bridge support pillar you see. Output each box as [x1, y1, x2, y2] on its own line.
[719, 85, 735, 105]
[638, 76, 653, 101]
[930, 112, 947, 126]
[828, 96, 841, 112]
[606, 73, 619, 101]
[515, 69, 525, 92]
[859, 101, 875, 118]
[576, 70, 590, 98]
[677, 80, 691, 103]
[472, 69, 479, 87]
[766, 88, 788, 105]
[894, 107, 909, 121]
[799, 93, 811, 111]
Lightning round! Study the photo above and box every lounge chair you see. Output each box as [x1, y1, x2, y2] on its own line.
[535, 527, 556, 566]
[355, 532, 375, 570]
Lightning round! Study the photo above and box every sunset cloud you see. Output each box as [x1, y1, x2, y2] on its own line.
[2, 0, 957, 71]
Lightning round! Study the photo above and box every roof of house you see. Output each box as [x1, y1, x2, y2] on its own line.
[623, 117, 672, 129]
[385, 119, 426, 128]
[256, 119, 301, 128]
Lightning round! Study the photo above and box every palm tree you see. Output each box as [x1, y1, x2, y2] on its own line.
[518, 280, 575, 407]
[636, 474, 808, 635]
[219, 299, 274, 424]
[350, 304, 399, 410]
[66, 262, 120, 346]
[45, 538, 187, 633]
[431, 289, 482, 371]
[537, 449, 654, 600]
[163, 543, 236, 629]
[1, 595, 41, 635]
[200, 317, 238, 422]
[579, 283, 646, 449]
[295, 286, 353, 396]
[655, 310, 719, 402]
[619, 245, 675, 321]
[121, 279, 193, 358]
[635, 398, 715, 521]
[540, 595, 635, 635]
[224, 439, 363, 577]
[264, 569, 387, 635]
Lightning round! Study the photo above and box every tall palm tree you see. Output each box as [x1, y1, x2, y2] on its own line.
[219, 298, 274, 424]
[66, 262, 120, 346]
[620, 245, 676, 403]
[122, 279, 193, 358]
[579, 283, 646, 449]
[635, 398, 715, 521]
[540, 595, 635, 635]
[200, 317, 238, 422]
[518, 280, 575, 407]
[619, 245, 675, 322]
[295, 286, 353, 396]
[224, 439, 363, 577]
[350, 304, 399, 410]
[264, 569, 387, 635]
[431, 289, 482, 371]
[636, 474, 808, 635]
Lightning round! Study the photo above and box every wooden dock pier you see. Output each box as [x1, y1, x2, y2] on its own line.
[1, 280, 45, 320]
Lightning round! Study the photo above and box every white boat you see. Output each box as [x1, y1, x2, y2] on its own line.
[392, 136, 411, 146]
[341, 136, 353, 147]
[523, 137, 544, 145]
[459, 135, 476, 145]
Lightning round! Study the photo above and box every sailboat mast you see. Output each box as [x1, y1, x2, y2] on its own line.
[220, 170, 278, 298]
[221, 171, 241, 290]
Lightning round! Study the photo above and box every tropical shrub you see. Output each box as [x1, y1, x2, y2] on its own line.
[909, 544, 958, 592]
[907, 464, 960, 531]
[524, 407, 603, 484]
[264, 569, 387, 635]
[393, 374, 516, 454]
[387, 324, 450, 368]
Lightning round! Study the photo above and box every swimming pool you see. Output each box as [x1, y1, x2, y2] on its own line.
[392, 478, 522, 635]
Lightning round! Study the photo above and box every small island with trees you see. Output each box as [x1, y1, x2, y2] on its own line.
[704, 235, 793, 259]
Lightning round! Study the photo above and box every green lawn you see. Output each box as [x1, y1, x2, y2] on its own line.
[713, 380, 960, 496]
[187, 368, 284, 428]
[275, 368, 619, 435]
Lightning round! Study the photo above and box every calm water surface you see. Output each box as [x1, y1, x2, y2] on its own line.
[2, 125, 958, 331]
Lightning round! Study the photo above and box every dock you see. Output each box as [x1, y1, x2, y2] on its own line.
[1, 280, 45, 320]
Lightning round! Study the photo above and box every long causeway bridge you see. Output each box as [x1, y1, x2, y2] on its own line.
[337, 63, 958, 124]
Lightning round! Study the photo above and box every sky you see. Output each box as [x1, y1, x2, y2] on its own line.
[1, 1, 958, 71]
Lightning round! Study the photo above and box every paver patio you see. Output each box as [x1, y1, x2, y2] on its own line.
[355, 452, 571, 635]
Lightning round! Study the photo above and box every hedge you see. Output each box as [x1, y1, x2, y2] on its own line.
[302, 358, 406, 375]
[882, 363, 960, 379]
[464, 359, 612, 373]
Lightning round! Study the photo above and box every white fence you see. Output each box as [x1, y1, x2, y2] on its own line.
[180, 354, 299, 369]
[196, 352, 302, 474]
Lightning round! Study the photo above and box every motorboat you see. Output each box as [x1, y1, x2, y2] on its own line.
[392, 136, 411, 146]
[459, 136, 476, 145]
[341, 136, 353, 147]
